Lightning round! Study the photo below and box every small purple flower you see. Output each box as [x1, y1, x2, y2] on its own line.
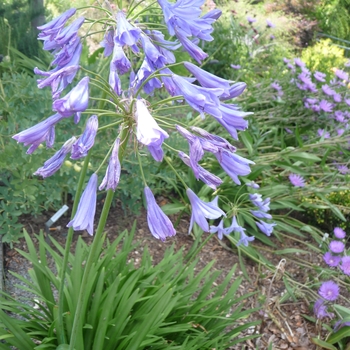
[110, 44, 131, 75]
[140, 34, 167, 68]
[221, 82, 247, 100]
[34, 137, 76, 178]
[246, 181, 259, 189]
[338, 165, 349, 174]
[99, 138, 121, 191]
[53, 76, 89, 123]
[345, 98, 350, 107]
[187, 188, 225, 234]
[322, 84, 335, 96]
[317, 129, 330, 139]
[51, 17, 85, 48]
[247, 16, 256, 23]
[109, 61, 122, 95]
[226, 216, 255, 246]
[269, 34, 275, 40]
[333, 93, 342, 103]
[340, 256, 350, 275]
[115, 11, 141, 48]
[319, 100, 333, 113]
[230, 64, 241, 70]
[271, 82, 282, 91]
[210, 219, 227, 240]
[319, 281, 339, 301]
[256, 220, 276, 236]
[144, 187, 176, 241]
[289, 174, 305, 187]
[67, 173, 98, 235]
[329, 240, 345, 254]
[335, 69, 349, 81]
[283, 58, 290, 64]
[334, 227, 346, 239]
[135, 99, 169, 162]
[266, 19, 275, 28]
[335, 110, 345, 122]
[249, 193, 270, 212]
[238, 230, 255, 246]
[251, 210, 272, 219]
[100, 30, 114, 57]
[314, 299, 334, 319]
[215, 150, 254, 185]
[71, 115, 98, 159]
[323, 252, 341, 267]
[314, 71, 326, 82]
[294, 58, 305, 67]
[12, 113, 64, 153]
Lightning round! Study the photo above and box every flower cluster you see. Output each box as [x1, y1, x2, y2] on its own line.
[12, 1, 270, 242]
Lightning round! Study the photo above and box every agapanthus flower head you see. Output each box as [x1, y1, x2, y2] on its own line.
[289, 174, 305, 187]
[34, 137, 76, 178]
[329, 240, 345, 254]
[99, 138, 121, 191]
[318, 280, 339, 301]
[135, 99, 169, 161]
[53, 76, 89, 122]
[115, 11, 141, 49]
[71, 115, 98, 159]
[314, 298, 334, 319]
[323, 252, 341, 267]
[12, 113, 64, 153]
[256, 220, 276, 236]
[67, 173, 98, 235]
[144, 186, 176, 241]
[340, 256, 350, 275]
[187, 188, 225, 234]
[334, 227, 346, 239]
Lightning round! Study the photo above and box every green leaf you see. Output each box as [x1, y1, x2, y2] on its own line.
[326, 326, 350, 344]
[311, 337, 338, 349]
[289, 152, 321, 163]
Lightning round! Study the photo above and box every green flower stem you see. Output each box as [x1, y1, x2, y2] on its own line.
[68, 124, 130, 350]
[57, 150, 92, 345]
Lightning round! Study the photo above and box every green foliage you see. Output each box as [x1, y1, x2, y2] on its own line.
[0, 225, 260, 349]
[301, 39, 347, 72]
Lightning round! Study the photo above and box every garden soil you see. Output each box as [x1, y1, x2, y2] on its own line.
[4, 198, 327, 350]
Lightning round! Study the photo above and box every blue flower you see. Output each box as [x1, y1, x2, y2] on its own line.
[100, 30, 114, 57]
[251, 210, 272, 220]
[238, 231, 255, 246]
[71, 115, 98, 159]
[115, 11, 141, 49]
[140, 34, 167, 68]
[67, 173, 98, 235]
[210, 219, 227, 240]
[256, 220, 276, 236]
[12, 113, 64, 153]
[53, 76, 89, 123]
[144, 187, 176, 241]
[111, 43, 131, 75]
[187, 188, 225, 234]
[34, 137, 76, 178]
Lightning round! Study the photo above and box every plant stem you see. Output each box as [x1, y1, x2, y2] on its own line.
[68, 124, 130, 350]
[57, 151, 92, 345]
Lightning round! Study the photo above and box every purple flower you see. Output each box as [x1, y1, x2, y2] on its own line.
[329, 240, 345, 254]
[171, 73, 223, 119]
[179, 152, 223, 190]
[187, 188, 225, 234]
[34, 137, 76, 178]
[115, 11, 141, 49]
[340, 256, 350, 275]
[184, 61, 231, 96]
[247, 16, 256, 23]
[266, 19, 275, 28]
[317, 129, 330, 139]
[294, 58, 305, 67]
[144, 187, 176, 241]
[314, 71, 326, 82]
[188, 138, 204, 179]
[108, 62, 122, 95]
[319, 99, 333, 113]
[35, 64, 81, 99]
[270, 82, 283, 95]
[249, 193, 270, 212]
[99, 138, 121, 191]
[335, 69, 349, 81]
[132, 58, 162, 95]
[136, 99, 169, 161]
[283, 58, 290, 64]
[322, 84, 335, 96]
[314, 299, 334, 319]
[49, 17, 84, 49]
[140, 34, 167, 68]
[289, 174, 305, 187]
[221, 82, 247, 100]
[100, 30, 114, 57]
[71, 115, 98, 159]
[67, 174, 97, 235]
[335, 110, 345, 122]
[12, 113, 64, 153]
[246, 181, 259, 189]
[110, 44, 131, 75]
[338, 165, 349, 173]
[319, 281, 339, 301]
[230, 64, 241, 70]
[333, 93, 342, 103]
[238, 230, 255, 246]
[334, 227, 346, 239]
[345, 98, 350, 107]
[215, 149, 254, 185]
[51, 37, 82, 68]
[251, 210, 272, 220]
[323, 252, 341, 267]
[256, 220, 276, 236]
[210, 219, 227, 240]
[52, 76, 89, 123]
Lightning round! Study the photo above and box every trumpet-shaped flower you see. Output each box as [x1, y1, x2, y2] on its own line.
[99, 138, 121, 191]
[256, 220, 276, 236]
[53, 76, 89, 122]
[71, 115, 98, 159]
[136, 99, 169, 161]
[67, 173, 98, 235]
[12, 113, 64, 153]
[221, 82, 247, 101]
[111, 43, 131, 75]
[144, 187, 176, 241]
[100, 30, 114, 57]
[115, 11, 141, 49]
[210, 219, 227, 240]
[34, 137, 76, 178]
[187, 188, 225, 234]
